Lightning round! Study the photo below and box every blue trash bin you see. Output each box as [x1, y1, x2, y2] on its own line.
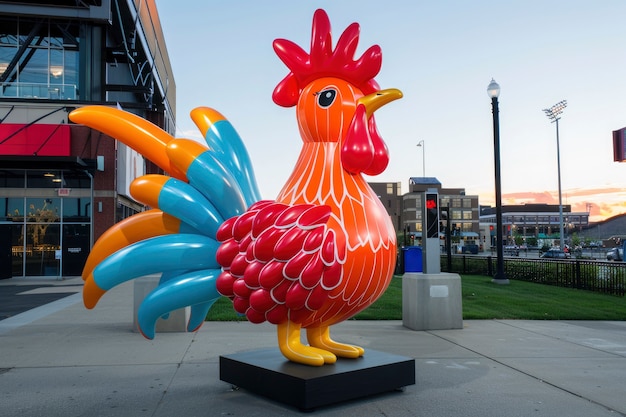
[403, 246, 423, 272]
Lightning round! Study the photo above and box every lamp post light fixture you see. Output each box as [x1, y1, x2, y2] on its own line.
[487, 78, 509, 284]
[543, 100, 567, 251]
[416, 140, 425, 177]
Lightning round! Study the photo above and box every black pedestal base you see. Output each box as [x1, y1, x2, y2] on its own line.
[219, 348, 415, 411]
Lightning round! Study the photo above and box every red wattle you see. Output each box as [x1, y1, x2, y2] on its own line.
[362, 118, 389, 175]
[341, 104, 374, 174]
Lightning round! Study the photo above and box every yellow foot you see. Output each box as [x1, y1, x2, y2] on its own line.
[307, 327, 364, 359]
[277, 321, 336, 366]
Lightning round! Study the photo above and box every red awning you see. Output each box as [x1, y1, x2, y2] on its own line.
[0, 123, 70, 156]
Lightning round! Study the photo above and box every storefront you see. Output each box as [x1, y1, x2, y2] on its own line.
[0, 165, 92, 278]
[0, 1, 177, 279]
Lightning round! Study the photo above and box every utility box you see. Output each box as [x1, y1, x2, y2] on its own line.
[403, 246, 423, 272]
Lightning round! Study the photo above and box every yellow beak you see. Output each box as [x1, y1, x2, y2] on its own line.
[358, 88, 403, 118]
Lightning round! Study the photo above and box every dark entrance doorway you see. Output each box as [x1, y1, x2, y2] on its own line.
[0, 225, 12, 279]
[62, 224, 89, 276]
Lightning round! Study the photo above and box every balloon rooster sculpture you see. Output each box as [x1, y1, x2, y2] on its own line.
[70, 9, 402, 366]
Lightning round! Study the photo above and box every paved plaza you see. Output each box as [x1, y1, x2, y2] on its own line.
[1, 277, 625, 416]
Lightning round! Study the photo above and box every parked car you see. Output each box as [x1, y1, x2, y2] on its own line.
[461, 244, 479, 254]
[606, 247, 623, 261]
[541, 248, 571, 259]
[503, 245, 519, 256]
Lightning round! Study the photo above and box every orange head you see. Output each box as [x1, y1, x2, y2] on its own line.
[272, 9, 402, 176]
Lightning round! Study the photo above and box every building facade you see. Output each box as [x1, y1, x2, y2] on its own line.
[368, 178, 481, 249]
[0, 0, 175, 278]
[402, 177, 480, 247]
[479, 203, 590, 248]
[368, 181, 403, 232]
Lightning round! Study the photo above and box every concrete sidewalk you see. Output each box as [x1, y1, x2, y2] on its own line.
[0, 280, 625, 416]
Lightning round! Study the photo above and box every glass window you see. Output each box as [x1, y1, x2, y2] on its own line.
[25, 198, 60, 223]
[0, 170, 25, 187]
[27, 171, 62, 188]
[62, 197, 91, 222]
[116, 202, 140, 223]
[3, 198, 24, 222]
[0, 198, 6, 221]
[20, 46, 48, 86]
[63, 171, 90, 188]
[25, 223, 60, 276]
[9, 224, 24, 276]
[0, 18, 18, 94]
[0, 197, 13, 222]
[0, 17, 79, 100]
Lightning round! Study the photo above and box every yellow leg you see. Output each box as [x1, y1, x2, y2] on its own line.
[307, 327, 364, 358]
[277, 321, 336, 366]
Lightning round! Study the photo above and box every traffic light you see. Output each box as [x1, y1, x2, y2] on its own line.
[425, 193, 439, 239]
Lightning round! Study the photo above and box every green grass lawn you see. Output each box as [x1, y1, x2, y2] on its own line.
[206, 275, 626, 321]
[459, 275, 626, 320]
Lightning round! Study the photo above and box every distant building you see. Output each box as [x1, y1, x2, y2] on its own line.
[367, 180, 597, 251]
[479, 203, 589, 247]
[368, 182, 403, 232]
[569, 213, 626, 246]
[0, 1, 175, 278]
[402, 177, 480, 247]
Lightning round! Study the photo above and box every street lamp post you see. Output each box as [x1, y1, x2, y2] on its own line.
[416, 140, 425, 177]
[543, 100, 567, 251]
[487, 79, 509, 284]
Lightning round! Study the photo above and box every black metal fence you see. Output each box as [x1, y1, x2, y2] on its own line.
[442, 255, 625, 297]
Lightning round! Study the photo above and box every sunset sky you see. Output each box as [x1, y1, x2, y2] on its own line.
[154, 1, 626, 222]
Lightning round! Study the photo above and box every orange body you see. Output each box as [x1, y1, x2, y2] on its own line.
[275, 77, 397, 328]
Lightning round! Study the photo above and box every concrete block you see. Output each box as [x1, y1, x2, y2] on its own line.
[133, 275, 190, 333]
[402, 272, 463, 331]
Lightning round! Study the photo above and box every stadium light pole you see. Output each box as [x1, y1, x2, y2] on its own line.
[416, 140, 425, 177]
[543, 100, 567, 251]
[487, 79, 509, 284]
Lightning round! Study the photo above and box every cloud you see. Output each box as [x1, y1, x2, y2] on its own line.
[480, 187, 626, 223]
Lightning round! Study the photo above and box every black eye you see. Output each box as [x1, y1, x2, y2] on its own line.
[317, 89, 336, 108]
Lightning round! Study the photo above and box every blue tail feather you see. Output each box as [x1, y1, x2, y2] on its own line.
[158, 178, 225, 238]
[92, 234, 220, 291]
[204, 119, 262, 206]
[137, 269, 222, 339]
